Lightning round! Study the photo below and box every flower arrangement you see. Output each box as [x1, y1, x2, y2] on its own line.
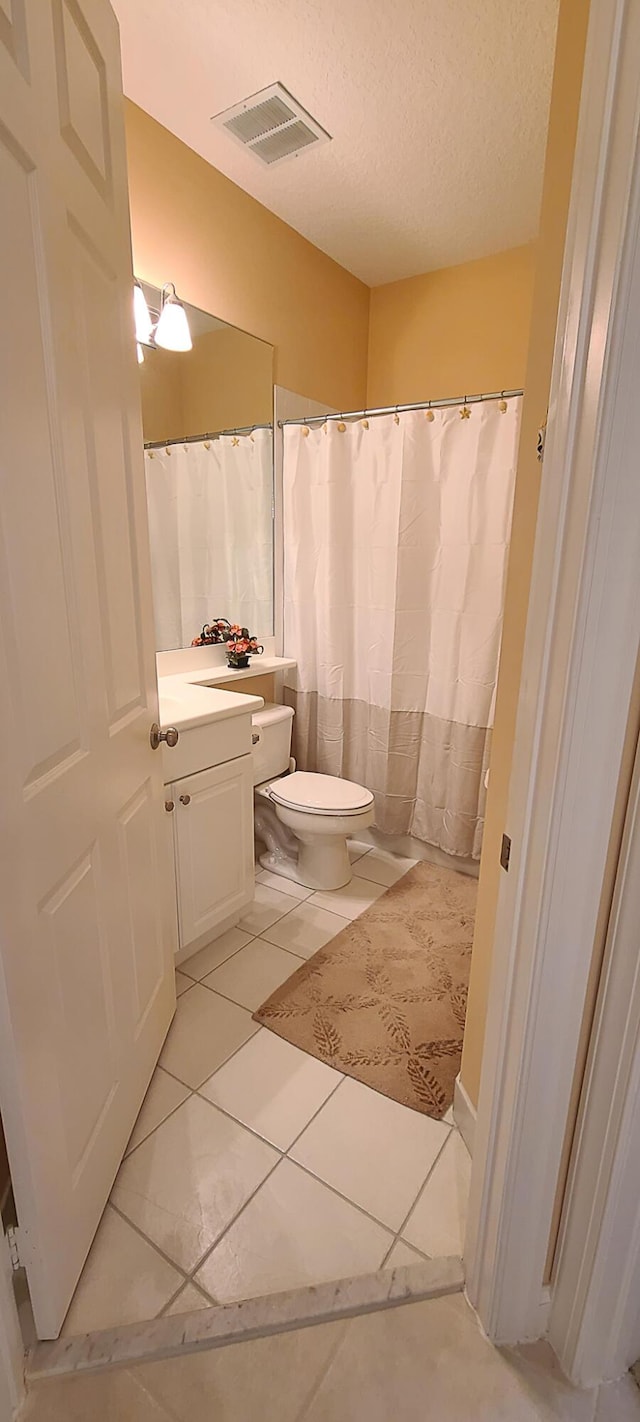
[191, 618, 263, 668]
[226, 634, 263, 669]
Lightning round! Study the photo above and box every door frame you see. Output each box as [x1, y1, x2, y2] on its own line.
[465, 0, 640, 1382]
[1, 0, 640, 1408]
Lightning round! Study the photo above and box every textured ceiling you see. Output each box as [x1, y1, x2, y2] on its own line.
[113, 0, 559, 287]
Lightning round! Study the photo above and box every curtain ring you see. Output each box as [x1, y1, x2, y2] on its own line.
[361, 417, 369, 429]
[302, 425, 310, 437]
[203, 440, 211, 449]
[499, 392, 508, 413]
[147, 449, 154, 458]
[460, 399, 471, 420]
[337, 420, 347, 432]
[393, 406, 400, 425]
[425, 403, 435, 422]
[165, 446, 171, 455]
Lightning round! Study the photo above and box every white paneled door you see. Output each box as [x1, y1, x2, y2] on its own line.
[0, 0, 177, 1336]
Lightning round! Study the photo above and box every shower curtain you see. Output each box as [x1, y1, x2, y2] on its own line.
[145, 428, 273, 650]
[283, 399, 521, 859]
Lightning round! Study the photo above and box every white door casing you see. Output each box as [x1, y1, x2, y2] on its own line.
[0, 0, 177, 1338]
[465, 0, 640, 1373]
[171, 757, 254, 950]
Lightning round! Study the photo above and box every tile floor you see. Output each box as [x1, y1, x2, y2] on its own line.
[25, 1294, 640, 1421]
[61, 841, 472, 1337]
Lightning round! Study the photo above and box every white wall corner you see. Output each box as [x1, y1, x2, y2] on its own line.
[454, 1074, 476, 1157]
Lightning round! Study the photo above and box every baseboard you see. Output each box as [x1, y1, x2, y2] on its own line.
[454, 1074, 477, 1157]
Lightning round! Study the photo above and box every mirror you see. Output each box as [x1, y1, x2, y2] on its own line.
[138, 281, 275, 652]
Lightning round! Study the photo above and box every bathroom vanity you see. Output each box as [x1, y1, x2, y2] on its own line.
[157, 651, 296, 963]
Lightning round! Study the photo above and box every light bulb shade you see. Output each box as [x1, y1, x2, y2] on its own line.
[133, 281, 153, 344]
[155, 289, 192, 352]
[136, 342, 144, 364]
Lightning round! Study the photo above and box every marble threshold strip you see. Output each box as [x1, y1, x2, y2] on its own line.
[27, 1256, 464, 1382]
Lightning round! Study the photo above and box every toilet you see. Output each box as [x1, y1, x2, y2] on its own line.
[252, 703, 375, 890]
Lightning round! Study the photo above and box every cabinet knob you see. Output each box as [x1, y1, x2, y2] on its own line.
[179, 794, 191, 806]
[164, 800, 175, 813]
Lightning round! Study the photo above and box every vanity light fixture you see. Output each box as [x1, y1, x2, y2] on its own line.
[154, 283, 193, 352]
[133, 279, 153, 345]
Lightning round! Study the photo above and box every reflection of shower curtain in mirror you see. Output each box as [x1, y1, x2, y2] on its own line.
[282, 400, 521, 860]
[145, 429, 273, 650]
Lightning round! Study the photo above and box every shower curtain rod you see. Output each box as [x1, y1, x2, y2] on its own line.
[144, 421, 272, 451]
[277, 388, 524, 428]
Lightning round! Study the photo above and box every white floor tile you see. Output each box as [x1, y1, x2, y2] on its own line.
[201, 1030, 342, 1149]
[238, 883, 298, 935]
[162, 1283, 212, 1317]
[255, 868, 313, 900]
[308, 876, 387, 920]
[159, 984, 258, 1088]
[135, 1317, 346, 1422]
[290, 1077, 450, 1231]
[194, 1158, 392, 1303]
[595, 1376, 640, 1419]
[303, 1293, 597, 1422]
[61, 1206, 182, 1336]
[383, 1239, 429, 1269]
[202, 940, 303, 1013]
[260, 902, 346, 959]
[111, 1094, 278, 1272]
[402, 1128, 471, 1257]
[125, 1067, 190, 1156]
[180, 927, 253, 981]
[175, 971, 193, 997]
[348, 839, 372, 862]
[352, 849, 416, 887]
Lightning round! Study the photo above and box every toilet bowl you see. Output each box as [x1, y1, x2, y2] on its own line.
[252, 704, 374, 891]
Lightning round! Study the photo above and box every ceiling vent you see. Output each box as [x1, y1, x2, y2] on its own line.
[212, 83, 331, 167]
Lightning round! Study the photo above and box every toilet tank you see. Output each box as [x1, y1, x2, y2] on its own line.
[252, 703, 294, 785]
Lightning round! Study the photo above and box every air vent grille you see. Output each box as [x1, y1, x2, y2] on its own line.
[224, 95, 296, 144]
[212, 83, 331, 168]
[252, 120, 319, 165]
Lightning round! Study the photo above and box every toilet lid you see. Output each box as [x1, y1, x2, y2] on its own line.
[269, 771, 374, 816]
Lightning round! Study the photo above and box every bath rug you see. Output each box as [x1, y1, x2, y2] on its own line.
[253, 860, 477, 1119]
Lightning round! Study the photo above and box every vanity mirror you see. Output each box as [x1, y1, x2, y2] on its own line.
[138, 280, 275, 652]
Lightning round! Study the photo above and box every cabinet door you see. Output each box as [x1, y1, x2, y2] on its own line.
[173, 756, 254, 950]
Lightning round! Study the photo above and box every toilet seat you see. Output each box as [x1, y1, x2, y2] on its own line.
[268, 771, 374, 817]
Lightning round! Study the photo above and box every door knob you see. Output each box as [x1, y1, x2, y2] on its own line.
[179, 794, 191, 805]
[150, 722, 179, 750]
[164, 800, 175, 813]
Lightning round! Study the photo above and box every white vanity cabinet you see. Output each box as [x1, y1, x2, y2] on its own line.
[158, 679, 265, 961]
[167, 754, 254, 953]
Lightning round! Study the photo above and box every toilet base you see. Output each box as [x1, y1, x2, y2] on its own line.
[259, 836, 352, 892]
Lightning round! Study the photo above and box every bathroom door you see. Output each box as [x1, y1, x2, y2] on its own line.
[0, 0, 177, 1337]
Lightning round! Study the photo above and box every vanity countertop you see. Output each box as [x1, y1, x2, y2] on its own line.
[158, 677, 264, 733]
[157, 653, 296, 732]
[188, 656, 297, 687]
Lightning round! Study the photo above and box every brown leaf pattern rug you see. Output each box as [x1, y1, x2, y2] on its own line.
[253, 859, 477, 1119]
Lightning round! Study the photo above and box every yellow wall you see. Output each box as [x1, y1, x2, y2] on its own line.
[125, 101, 370, 411]
[460, 0, 591, 1107]
[367, 245, 536, 407]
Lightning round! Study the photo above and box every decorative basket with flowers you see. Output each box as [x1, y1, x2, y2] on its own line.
[191, 618, 263, 669]
[225, 633, 264, 670]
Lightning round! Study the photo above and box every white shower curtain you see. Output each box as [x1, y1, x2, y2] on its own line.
[283, 399, 521, 859]
[145, 428, 273, 649]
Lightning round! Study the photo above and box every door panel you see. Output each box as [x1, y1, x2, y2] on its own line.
[0, 0, 177, 1338]
[173, 757, 254, 949]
